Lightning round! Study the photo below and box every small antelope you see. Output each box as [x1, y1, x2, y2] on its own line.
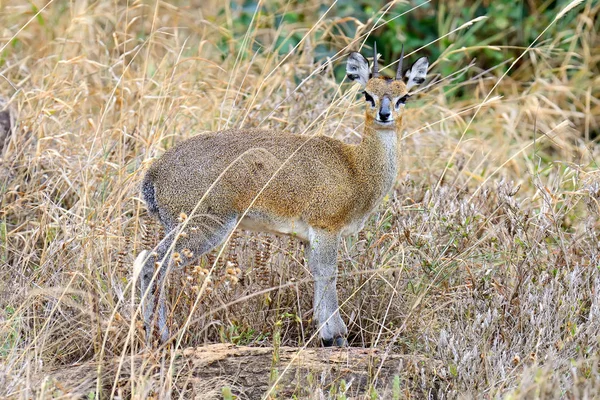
[137, 45, 428, 346]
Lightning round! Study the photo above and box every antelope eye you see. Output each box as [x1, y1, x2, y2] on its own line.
[363, 92, 375, 107]
[396, 94, 411, 107]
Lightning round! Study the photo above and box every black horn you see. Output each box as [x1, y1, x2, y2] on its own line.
[372, 42, 379, 78]
[396, 44, 404, 80]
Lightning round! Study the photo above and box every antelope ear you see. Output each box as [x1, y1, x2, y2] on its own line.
[346, 52, 370, 86]
[404, 57, 429, 90]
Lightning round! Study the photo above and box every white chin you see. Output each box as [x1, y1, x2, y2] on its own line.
[376, 120, 394, 126]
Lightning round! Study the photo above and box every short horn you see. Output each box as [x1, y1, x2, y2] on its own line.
[372, 42, 379, 78]
[396, 44, 404, 80]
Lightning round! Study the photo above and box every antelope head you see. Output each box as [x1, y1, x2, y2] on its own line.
[346, 44, 429, 129]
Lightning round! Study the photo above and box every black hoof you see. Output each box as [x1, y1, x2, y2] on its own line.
[322, 336, 347, 347]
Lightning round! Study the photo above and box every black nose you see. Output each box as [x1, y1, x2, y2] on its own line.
[379, 110, 390, 121]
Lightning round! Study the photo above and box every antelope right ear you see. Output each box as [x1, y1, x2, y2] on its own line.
[404, 57, 429, 90]
[346, 52, 370, 86]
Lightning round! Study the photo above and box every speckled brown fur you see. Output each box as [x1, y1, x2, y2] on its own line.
[146, 123, 399, 233]
[138, 49, 429, 346]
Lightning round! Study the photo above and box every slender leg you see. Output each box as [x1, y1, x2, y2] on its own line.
[307, 228, 347, 347]
[140, 235, 173, 344]
[156, 272, 170, 343]
[140, 213, 239, 344]
[140, 256, 157, 343]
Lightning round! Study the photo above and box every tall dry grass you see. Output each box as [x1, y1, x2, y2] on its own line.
[0, 0, 599, 398]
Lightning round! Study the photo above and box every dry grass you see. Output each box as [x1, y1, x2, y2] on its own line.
[0, 0, 599, 398]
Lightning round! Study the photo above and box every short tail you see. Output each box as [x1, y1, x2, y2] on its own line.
[141, 173, 160, 215]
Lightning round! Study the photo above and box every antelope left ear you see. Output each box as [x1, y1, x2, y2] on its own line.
[404, 57, 429, 90]
[346, 52, 370, 87]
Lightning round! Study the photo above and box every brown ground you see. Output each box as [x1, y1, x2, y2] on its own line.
[38, 344, 445, 399]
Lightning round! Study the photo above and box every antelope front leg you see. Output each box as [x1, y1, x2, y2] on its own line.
[307, 228, 347, 347]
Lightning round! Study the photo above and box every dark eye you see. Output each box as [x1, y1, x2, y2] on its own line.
[396, 94, 411, 107]
[363, 91, 375, 106]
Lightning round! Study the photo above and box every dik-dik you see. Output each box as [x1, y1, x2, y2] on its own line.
[137, 45, 429, 346]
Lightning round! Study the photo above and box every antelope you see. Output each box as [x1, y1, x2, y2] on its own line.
[136, 44, 429, 347]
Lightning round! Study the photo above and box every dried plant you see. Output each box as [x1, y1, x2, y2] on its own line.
[0, 0, 598, 398]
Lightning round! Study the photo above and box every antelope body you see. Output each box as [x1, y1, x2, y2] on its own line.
[138, 45, 429, 346]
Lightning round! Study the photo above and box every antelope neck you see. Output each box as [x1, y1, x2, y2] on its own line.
[350, 125, 399, 211]
[355, 126, 398, 177]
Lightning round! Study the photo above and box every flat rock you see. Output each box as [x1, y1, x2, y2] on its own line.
[35, 344, 448, 399]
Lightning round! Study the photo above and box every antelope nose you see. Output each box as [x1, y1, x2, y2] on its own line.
[379, 110, 391, 121]
[379, 97, 391, 121]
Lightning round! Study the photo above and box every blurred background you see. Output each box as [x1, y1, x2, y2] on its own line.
[0, 0, 599, 398]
